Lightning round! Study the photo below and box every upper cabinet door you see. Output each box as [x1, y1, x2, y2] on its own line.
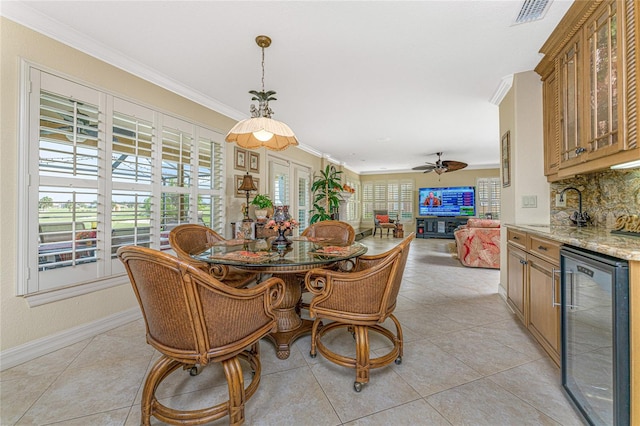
[560, 33, 584, 168]
[585, 1, 623, 159]
[537, 0, 639, 180]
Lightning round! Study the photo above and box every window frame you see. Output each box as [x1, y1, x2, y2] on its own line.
[17, 62, 226, 305]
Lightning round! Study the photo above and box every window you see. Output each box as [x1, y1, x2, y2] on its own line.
[362, 179, 413, 222]
[344, 179, 360, 222]
[268, 156, 311, 233]
[476, 177, 501, 219]
[20, 66, 225, 300]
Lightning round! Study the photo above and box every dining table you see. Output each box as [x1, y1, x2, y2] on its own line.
[191, 237, 368, 359]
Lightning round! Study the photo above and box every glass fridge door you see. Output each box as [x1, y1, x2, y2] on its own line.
[561, 247, 629, 426]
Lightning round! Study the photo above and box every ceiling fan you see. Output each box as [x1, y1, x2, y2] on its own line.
[412, 152, 468, 175]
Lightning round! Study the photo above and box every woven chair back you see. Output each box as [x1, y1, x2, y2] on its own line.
[118, 246, 278, 364]
[169, 224, 224, 270]
[302, 220, 355, 245]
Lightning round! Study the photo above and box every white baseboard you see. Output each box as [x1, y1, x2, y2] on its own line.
[0, 308, 142, 371]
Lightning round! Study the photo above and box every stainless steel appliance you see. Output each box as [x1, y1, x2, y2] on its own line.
[561, 246, 629, 425]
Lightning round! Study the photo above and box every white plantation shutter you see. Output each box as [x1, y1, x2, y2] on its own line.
[476, 177, 501, 218]
[296, 167, 311, 231]
[20, 66, 227, 300]
[362, 179, 413, 223]
[362, 182, 374, 220]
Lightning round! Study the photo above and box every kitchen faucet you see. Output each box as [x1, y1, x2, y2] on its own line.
[559, 187, 589, 227]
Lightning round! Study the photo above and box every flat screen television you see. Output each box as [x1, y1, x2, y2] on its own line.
[418, 186, 475, 217]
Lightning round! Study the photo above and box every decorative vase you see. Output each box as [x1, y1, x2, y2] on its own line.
[272, 227, 291, 248]
[255, 208, 268, 220]
[273, 205, 290, 222]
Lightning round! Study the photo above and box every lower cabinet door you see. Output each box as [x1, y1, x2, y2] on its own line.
[507, 245, 527, 322]
[527, 255, 560, 365]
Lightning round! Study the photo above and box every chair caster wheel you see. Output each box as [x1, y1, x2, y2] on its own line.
[354, 381, 363, 392]
[395, 356, 402, 365]
[309, 352, 316, 358]
[189, 366, 199, 376]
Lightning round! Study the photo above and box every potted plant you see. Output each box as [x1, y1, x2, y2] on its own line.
[251, 194, 273, 220]
[310, 165, 344, 224]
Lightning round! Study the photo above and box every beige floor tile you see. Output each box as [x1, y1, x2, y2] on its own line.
[3, 237, 588, 426]
[427, 378, 561, 425]
[43, 407, 131, 425]
[1, 372, 59, 425]
[488, 358, 587, 425]
[245, 366, 341, 426]
[311, 357, 421, 423]
[343, 398, 451, 425]
[0, 340, 91, 382]
[17, 357, 148, 425]
[386, 338, 482, 397]
[429, 327, 542, 376]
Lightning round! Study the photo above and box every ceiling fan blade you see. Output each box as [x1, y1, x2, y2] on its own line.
[412, 165, 436, 171]
[442, 160, 468, 171]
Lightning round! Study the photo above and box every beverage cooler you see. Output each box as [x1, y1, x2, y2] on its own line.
[560, 246, 630, 425]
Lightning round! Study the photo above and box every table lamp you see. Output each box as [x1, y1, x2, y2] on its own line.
[238, 172, 258, 222]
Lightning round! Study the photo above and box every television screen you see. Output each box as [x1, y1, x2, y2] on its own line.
[418, 186, 475, 217]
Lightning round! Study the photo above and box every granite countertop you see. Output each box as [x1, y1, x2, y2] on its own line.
[506, 224, 640, 261]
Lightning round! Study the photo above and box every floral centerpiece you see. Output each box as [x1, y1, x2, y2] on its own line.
[267, 205, 298, 247]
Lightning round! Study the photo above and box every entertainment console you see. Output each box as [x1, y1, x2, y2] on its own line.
[415, 217, 469, 239]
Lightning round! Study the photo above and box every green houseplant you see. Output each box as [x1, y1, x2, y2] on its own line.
[310, 165, 344, 224]
[251, 194, 273, 220]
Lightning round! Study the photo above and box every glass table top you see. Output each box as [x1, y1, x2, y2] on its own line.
[190, 238, 368, 270]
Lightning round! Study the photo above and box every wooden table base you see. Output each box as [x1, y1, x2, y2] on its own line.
[265, 274, 312, 359]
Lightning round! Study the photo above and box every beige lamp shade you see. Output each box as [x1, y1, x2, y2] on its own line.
[226, 117, 298, 151]
[238, 173, 258, 192]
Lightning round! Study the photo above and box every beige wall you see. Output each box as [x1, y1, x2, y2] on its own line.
[0, 16, 500, 356]
[0, 18, 322, 352]
[360, 168, 500, 232]
[498, 71, 550, 296]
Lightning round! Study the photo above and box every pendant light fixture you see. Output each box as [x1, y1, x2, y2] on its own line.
[225, 35, 298, 151]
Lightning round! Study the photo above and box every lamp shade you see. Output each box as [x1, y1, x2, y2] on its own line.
[226, 117, 298, 151]
[238, 173, 258, 192]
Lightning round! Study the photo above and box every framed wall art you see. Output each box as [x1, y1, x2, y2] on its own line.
[234, 147, 247, 171]
[501, 131, 511, 187]
[249, 152, 260, 173]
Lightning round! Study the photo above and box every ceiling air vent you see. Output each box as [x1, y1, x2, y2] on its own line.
[514, 0, 551, 24]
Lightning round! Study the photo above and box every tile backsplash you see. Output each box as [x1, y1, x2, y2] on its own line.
[550, 169, 640, 229]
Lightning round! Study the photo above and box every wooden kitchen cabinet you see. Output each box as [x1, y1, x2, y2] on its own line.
[527, 252, 561, 365]
[536, 0, 639, 181]
[506, 230, 562, 366]
[507, 244, 527, 323]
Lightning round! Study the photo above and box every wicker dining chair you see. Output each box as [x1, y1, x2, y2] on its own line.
[169, 223, 258, 288]
[301, 220, 356, 245]
[304, 233, 415, 392]
[118, 246, 284, 426]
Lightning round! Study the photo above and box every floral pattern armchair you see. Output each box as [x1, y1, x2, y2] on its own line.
[453, 219, 500, 269]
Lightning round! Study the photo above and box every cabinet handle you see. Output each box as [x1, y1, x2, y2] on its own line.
[537, 245, 548, 251]
[575, 147, 586, 155]
[519, 259, 528, 265]
[512, 236, 520, 240]
[551, 268, 561, 307]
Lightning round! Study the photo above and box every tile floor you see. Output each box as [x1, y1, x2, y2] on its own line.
[1, 237, 586, 425]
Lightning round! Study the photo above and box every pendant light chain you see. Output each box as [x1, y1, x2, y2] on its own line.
[261, 46, 266, 93]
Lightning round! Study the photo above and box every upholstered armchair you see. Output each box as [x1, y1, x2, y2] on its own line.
[453, 218, 501, 269]
[373, 210, 397, 238]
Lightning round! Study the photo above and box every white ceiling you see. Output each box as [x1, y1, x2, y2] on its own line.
[2, 0, 573, 174]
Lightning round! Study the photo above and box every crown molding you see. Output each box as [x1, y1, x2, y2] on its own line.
[489, 74, 514, 106]
[1, 2, 246, 121]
